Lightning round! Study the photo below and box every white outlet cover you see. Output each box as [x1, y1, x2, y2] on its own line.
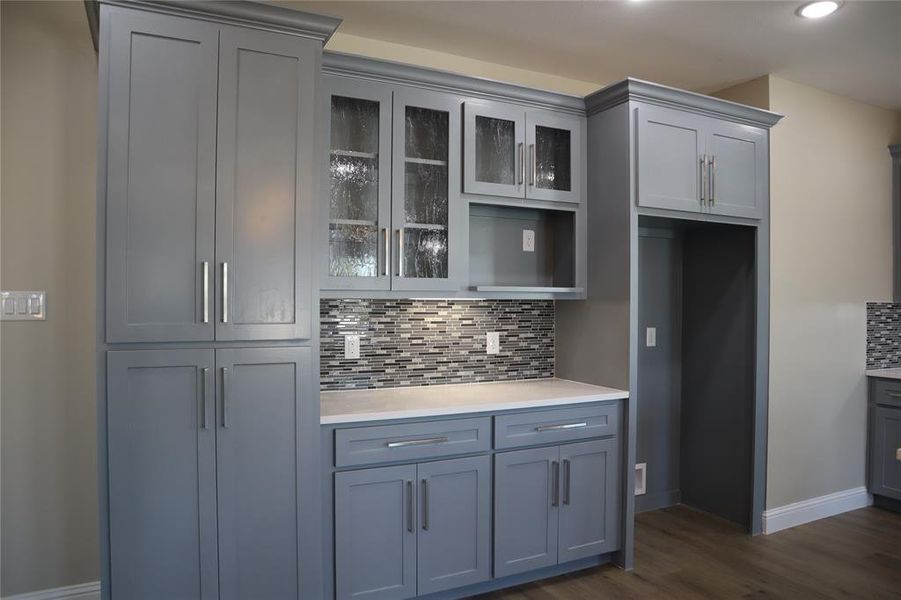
[486, 331, 500, 355]
[646, 327, 657, 348]
[635, 463, 647, 496]
[522, 229, 535, 252]
[344, 334, 360, 359]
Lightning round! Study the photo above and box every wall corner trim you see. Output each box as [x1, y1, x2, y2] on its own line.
[762, 487, 872, 535]
[1, 581, 100, 600]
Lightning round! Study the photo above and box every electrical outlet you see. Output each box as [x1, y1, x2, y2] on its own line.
[486, 331, 500, 355]
[522, 229, 535, 252]
[646, 327, 657, 347]
[344, 334, 360, 359]
[635, 463, 647, 496]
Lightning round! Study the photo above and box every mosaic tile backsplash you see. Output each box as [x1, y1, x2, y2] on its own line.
[320, 299, 554, 390]
[867, 302, 901, 369]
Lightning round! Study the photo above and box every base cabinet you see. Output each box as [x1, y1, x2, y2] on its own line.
[107, 347, 312, 600]
[870, 405, 901, 501]
[495, 439, 620, 578]
[335, 456, 491, 600]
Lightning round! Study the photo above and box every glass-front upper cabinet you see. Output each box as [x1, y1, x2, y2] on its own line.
[324, 78, 392, 290]
[391, 89, 462, 291]
[463, 101, 582, 204]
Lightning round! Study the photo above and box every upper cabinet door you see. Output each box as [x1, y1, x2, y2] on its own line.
[416, 456, 491, 595]
[706, 122, 766, 219]
[215, 347, 312, 600]
[107, 349, 218, 600]
[104, 9, 218, 343]
[636, 104, 706, 214]
[463, 101, 526, 199]
[525, 110, 583, 204]
[215, 27, 317, 340]
[392, 89, 463, 291]
[323, 78, 393, 290]
[557, 438, 621, 563]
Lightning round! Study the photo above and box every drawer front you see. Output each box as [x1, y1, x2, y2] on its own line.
[494, 403, 620, 449]
[335, 417, 491, 467]
[874, 379, 901, 408]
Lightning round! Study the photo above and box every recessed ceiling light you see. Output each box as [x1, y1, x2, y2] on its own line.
[797, 1, 841, 19]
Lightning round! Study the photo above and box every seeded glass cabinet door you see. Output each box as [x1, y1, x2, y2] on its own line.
[105, 9, 218, 343]
[215, 27, 316, 341]
[525, 110, 583, 204]
[392, 89, 463, 291]
[463, 101, 526, 198]
[323, 77, 393, 290]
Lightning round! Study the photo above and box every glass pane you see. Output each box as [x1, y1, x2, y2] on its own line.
[329, 224, 378, 277]
[403, 228, 448, 279]
[329, 154, 378, 222]
[535, 125, 571, 191]
[405, 106, 448, 161]
[404, 163, 448, 227]
[330, 96, 379, 154]
[475, 115, 515, 185]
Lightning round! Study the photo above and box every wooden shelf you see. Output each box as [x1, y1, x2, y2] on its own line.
[472, 286, 584, 294]
[330, 149, 377, 159]
[405, 157, 448, 166]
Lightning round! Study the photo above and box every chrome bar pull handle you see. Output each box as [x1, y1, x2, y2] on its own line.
[700, 154, 707, 205]
[221, 367, 229, 428]
[709, 155, 716, 206]
[536, 422, 588, 432]
[551, 460, 560, 507]
[387, 437, 448, 448]
[563, 459, 571, 505]
[518, 142, 525, 185]
[529, 143, 536, 186]
[221, 262, 229, 323]
[382, 228, 389, 277]
[397, 229, 404, 278]
[422, 479, 429, 530]
[406, 481, 414, 533]
[201, 261, 209, 324]
[200, 367, 209, 429]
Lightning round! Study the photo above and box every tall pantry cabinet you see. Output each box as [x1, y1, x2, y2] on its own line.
[95, 2, 340, 599]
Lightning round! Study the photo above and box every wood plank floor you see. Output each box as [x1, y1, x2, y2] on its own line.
[478, 505, 901, 599]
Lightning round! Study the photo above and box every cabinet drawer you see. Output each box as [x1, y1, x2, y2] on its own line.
[335, 417, 491, 467]
[494, 403, 619, 449]
[874, 380, 901, 408]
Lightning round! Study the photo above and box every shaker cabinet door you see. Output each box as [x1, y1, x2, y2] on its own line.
[871, 406, 901, 500]
[636, 104, 706, 214]
[706, 121, 766, 219]
[558, 438, 621, 562]
[335, 465, 418, 600]
[323, 78, 393, 291]
[215, 347, 312, 600]
[463, 100, 526, 199]
[107, 349, 218, 600]
[104, 9, 218, 343]
[494, 446, 560, 578]
[417, 456, 491, 595]
[215, 27, 317, 340]
[525, 110, 583, 204]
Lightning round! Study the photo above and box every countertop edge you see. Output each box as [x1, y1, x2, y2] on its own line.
[320, 390, 629, 425]
[865, 368, 901, 380]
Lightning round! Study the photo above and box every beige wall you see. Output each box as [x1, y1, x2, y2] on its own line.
[1, 1, 99, 595]
[766, 77, 901, 508]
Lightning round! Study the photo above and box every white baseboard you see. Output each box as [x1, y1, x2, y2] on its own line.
[762, 486, 872, 534]
[2, 582, 100, 600]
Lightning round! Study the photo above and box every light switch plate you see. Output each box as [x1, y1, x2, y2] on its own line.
[486, 331, 500, 355]
[522, 229, 535, 252]
[646, 327, 656, 347]
[1, 291, 46, 320]
[344, 334, 360, 359]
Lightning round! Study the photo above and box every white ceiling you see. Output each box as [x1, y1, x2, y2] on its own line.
[279, 0, 901, 109]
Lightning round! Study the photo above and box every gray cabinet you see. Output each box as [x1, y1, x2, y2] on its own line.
[215, 28, 317, 341]
[494, 440, 620, 578]
[335, 464, 417, 600]
[463, 101, 582, 204]
[334, 456, 490, 600]
[108, 347, 312, 600]
[636, 103, 765, 219]
[106, 11, 315, 342]
[104, 9, 218, 343]
[870, 404, 901, 501]
[107, 349, 218, 600]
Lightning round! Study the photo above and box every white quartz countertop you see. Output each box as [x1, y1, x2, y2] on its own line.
[320, 378, 629, 424]
[865, 368, 901, 380]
